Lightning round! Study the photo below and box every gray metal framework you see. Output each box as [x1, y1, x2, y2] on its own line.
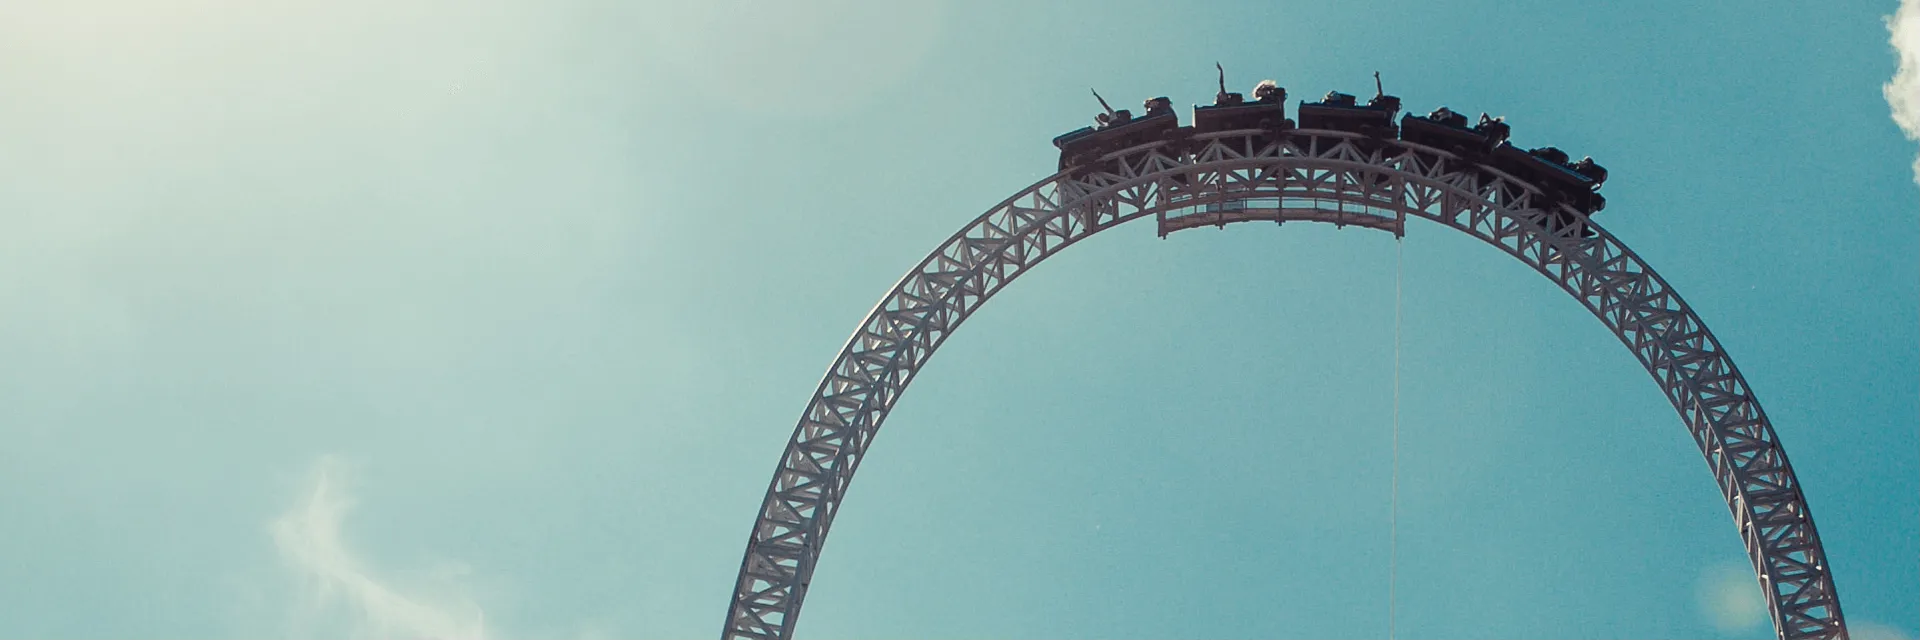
[722, 127, 1847, 639]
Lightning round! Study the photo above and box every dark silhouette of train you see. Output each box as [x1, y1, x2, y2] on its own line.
[1053, 67, 1609, 238]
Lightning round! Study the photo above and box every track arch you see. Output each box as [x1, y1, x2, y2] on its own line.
[722, 128, 1847, 639]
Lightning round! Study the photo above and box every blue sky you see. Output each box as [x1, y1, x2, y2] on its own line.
[0, 1, 1915, 639]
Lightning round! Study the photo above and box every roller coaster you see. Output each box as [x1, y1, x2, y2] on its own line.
[721, 67, 1848, 640]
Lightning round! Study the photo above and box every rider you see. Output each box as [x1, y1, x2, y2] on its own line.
[1475, 113, 1510, 144]
[1214, 63, 1245, 106]
[1092, 89, 1129, 128]
[1253, 80, 1284, 104]
[1144, 96, 1175, 118]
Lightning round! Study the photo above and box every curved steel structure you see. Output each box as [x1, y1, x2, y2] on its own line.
[722, 126, 1847, 639]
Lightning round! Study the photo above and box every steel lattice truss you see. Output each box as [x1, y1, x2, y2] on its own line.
[722, 128, 1847, 639]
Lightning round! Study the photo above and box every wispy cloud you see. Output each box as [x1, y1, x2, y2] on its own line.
[1887, 0, 1920, 182]
[1848, 620, 1916, 639]
[1695, 562, 1913, 639]
[1696, 562, 1769, 633]
[270, 456, 487, 639]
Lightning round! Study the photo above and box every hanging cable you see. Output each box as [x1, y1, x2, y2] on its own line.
[1389, 237, 1403, 640]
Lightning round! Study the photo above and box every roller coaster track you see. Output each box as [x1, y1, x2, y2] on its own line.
[721, 126, 1848, 639]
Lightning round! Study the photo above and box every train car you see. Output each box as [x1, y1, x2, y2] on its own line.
[1054, 96, 1181, 172]
[1399, 108, 1509, 155]
[1297, 90, 1400, 138]
[1298, 74, 1401, 140]
[1490, 145, 1601, 202]
[1193, 77, 1293, 134]
[1487, 143, 1607, 237]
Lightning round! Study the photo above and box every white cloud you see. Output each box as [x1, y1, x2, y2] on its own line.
[1696, 562, 1770, 633]
[1848, 620, 1916, 640]
[270, 456, 488, 640]
[1886, 0, 1920, 182]
[1694, 563, 1915, 639]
